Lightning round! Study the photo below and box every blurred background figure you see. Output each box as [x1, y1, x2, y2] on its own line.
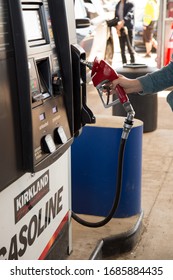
[114, 0, 135, 64]
[143, 0, 159, 57]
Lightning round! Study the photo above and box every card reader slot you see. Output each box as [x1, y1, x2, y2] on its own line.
[36, 57, 52, 98]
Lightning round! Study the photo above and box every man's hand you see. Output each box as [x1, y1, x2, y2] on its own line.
[109, 75, 143, 95]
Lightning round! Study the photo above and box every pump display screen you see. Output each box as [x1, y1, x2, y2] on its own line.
[23, 10, 43, 41]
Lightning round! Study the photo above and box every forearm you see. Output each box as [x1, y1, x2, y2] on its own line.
[111, 62, 173, 96]
[138, 62, 173, 95]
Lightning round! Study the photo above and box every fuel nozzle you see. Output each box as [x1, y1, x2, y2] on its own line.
[80, 59, 93, 70]
[80, 57, 135, 139]
[81, 57, 130, 106]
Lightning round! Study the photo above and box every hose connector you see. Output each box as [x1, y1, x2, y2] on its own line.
[121, 101, 135, 139]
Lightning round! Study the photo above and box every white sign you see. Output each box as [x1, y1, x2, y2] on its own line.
[0, 151, 70, 260]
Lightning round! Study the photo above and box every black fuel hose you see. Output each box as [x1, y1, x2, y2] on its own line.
[71, 138, 126, 227]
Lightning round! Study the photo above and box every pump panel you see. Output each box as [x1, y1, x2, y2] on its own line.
[20, 0, 73, 171]
[0, 0, 74, 191]
[5, 0, 74, 175]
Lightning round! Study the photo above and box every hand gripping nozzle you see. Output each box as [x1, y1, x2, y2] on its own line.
[81, 57, 135, 139]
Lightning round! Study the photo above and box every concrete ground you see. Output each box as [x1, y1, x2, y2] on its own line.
[68, 47, 173, 260]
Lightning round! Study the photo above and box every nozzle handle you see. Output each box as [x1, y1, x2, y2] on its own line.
[116, 84, 129, 104]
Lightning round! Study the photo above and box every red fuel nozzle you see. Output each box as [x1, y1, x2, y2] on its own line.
[91, 57, 129, 104]
[81, 57, 134, 111]
[81, 57, 135, 139]
[81, 57, 128, 105]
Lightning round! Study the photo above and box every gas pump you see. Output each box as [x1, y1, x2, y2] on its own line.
[0, 0, 136, 259]
[0, 0, 94, 260]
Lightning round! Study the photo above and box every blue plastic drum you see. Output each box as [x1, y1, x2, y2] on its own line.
[71, 115, 143, 218]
